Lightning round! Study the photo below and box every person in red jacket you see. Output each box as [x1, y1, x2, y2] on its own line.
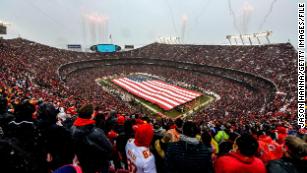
[214, 134, 266, 173]
[257, 131, 283, 164]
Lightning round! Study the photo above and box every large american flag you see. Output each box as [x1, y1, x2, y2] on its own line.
[112, 76, 202, 110]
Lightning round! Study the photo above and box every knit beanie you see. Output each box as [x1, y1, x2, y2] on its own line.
[134, 123, 154, 147]
[117, 115, 125, 125]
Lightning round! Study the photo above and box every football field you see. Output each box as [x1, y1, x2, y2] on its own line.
[98, 75, 215, 119]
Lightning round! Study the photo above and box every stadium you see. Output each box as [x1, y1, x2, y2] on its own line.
[0, 1, 306, 173]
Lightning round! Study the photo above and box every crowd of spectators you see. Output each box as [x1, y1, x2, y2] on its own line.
[0, 38, 305, 173]
[65, 65, 261, 118]
[0, 98, 306, 173]
[128, 43, 298, 110]
[1, 38, 297, 115]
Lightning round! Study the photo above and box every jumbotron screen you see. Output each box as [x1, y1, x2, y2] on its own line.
[97, 44, 115, 52]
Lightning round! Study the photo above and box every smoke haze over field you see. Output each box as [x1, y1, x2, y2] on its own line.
[0, 0, 299, 48]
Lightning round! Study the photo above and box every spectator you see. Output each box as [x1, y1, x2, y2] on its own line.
[154, 132, 171, 173]
[53, 164, 83, 173]
[6, 100, 47, 173]
[125, 123, 157, 173]
[276, 126, 288, 145]
[217, 129, 239, 156]
[214, 134, 266, 173]
[201, 130, 219, 159]
[257, 130, 283, 164]
[71, 104, 112, 173]
[0, 37, 300, 173]
[165, 121, 213, 173]
[267, 135, 307, 173]
[0, 97, 14, 135]
[0, 138, 37, 173]
[115, 118, 136, 169]
[36, 102, 74, 170]
[166, 118, 183, 142]
[214, 125, 230, 144]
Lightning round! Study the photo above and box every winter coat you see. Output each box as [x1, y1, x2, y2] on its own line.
[6, 119, 47, 173]
[37, 120, 74, 170]
[0, 138, 37, 173]
[6, 120, 40, 154]
[71, 123, 112, 173]
[214, 151, 266, 173]
[214, 130, 229, 144]
[267, 157, 307, 173]
[153, 138, 168, 173]
[257, 135, 283, 164]
[0, 112, 14, 135]
[165, 135, 213, 173]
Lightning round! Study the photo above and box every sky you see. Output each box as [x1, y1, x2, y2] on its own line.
[0, 0, 301, 49]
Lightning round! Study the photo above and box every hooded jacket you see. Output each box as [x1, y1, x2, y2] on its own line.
[36, 103, 74, 170]
[214, 130, 229, 144]
[0, 112, 14, 135]
[214, 151, 266, 173]
[267, 157, 307, 173]
[6, 117, 47, 173]
[258, 135, 283, 164]
[165, 134, 213, 173]
[71, 120, 112, 173]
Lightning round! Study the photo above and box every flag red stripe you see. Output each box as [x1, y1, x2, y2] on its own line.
[152, 80, 201, 96]
[148, 81, 196, 99]
[112, 78, 201, 111]
[120, 78, 180, 106]
[117, 78, 176, 108]
[154, 80, 202, 96]
[141, 81, 190, 103]
[123, 78, 184, 105]
[112, 79, 173, 110]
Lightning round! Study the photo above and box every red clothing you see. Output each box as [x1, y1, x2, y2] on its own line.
[73, 117, 96, 126]
[276, 126, 288, 144]
[117, 115, 125, 125]
[107, 130, 118, 140]
[214, 152, 266, 173]
[134, 123, 153, 147]
[258, 135, 283, 164]
[66, 106, 77, 115]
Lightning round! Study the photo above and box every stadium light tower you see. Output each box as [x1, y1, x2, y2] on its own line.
[241, 34, 253, 45]
[255, 31, 272, 44]
[158, 36, 181, 44]
[226, 35, 232, 45]
[240, 35, 245, 45]
[234, 37, 238, 45]
[267, 31, 272, 43]
[226, 31, 272, 45]
[0, 20, 10, 35]
[254, 33, 261, 44]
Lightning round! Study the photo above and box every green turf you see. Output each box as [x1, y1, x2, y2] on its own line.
[137, 95, 212, 118]
[98, 78, 214, 119]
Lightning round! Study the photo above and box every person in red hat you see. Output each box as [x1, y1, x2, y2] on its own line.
[117, 115, 125, 125]
[125, 123, 156, 173]
[115, 115, 125, 134]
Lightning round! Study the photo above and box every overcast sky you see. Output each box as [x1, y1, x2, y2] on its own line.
[0, 0, 301, 48]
